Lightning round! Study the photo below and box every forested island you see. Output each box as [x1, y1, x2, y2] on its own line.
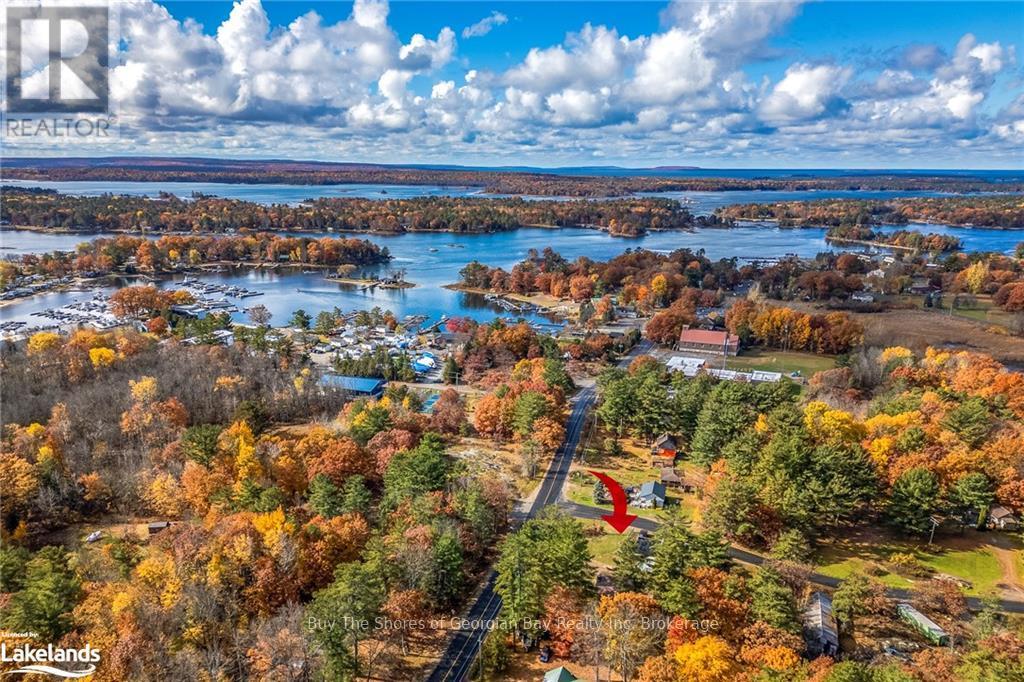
[825, 226, 962, 252]
[0, 233, 391, 285]
[717, 195, 1024, 228]
[0, 189, 713, 236]
[4, 157, 1022, 196]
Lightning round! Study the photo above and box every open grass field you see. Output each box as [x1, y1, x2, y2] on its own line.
[585, 520, 630, 566]
[785, 298, 1024, 366]
[725, 349, 837, 378]
[815, 529, 1018, 597]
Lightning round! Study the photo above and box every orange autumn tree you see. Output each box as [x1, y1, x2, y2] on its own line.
[542, 585, 587, 657]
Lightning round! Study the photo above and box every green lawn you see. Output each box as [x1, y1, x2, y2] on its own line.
[815, 554, 913, 590]
[725, 349, 836, 378]
[586, 521, 629, 566]
[567, 466, 699, 522]
[922, 549, 1004, 592]
[815, 535, 1007, 596]
[901, 293, 1016, 330]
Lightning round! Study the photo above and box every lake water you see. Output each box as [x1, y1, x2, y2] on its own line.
[3, 223, 1021, 328]
[1, 225, 821, 327]
[0, 179, 486, 204]
[1, 178, 1001, 215]
[2, 179, 1022, 328]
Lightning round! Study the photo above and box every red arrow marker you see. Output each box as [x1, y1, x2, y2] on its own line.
[589, 470, 638, 533]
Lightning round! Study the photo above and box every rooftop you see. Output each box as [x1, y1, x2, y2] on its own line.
[679, 328, 739, 346]
[543, 667, 578, 682]
[803, 592, 839, 645]
[318, 374, 386, 394]
[638, 481, 667, 498]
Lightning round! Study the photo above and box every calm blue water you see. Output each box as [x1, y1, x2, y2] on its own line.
[3, 223, 1021, 328]
[3, 176, 1023, 328]
[0, 179, 485, 204]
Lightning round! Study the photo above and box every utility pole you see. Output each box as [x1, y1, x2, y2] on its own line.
[928, 515, 940, 545]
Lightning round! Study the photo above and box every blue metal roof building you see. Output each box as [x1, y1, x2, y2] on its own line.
[420, 393, 440, 414]
[319, 374, 387, 397]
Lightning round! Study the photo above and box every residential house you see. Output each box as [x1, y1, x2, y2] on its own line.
[677, 327, 740, 356]
[988, 505, 1019, 531]
[660, 467, 699, 493]
[148, 521, 173, 536]
[650, 434, 678, 465]
[543, 667, 578, 682]
[802, 592, 840, 658]
[910, 277, 938, 295]
[634, 481, 667, 509]
[660, 467, 684, 488]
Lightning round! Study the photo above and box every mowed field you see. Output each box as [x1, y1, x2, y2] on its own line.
[858, 308, 1024, 365]
[781, 299, 1024, 366]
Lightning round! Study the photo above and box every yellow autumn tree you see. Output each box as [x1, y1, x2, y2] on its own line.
[218, 420, 261, 480]
[253, 507, 294, 559]
[650, 274, 669, 304]
[674, 636, 739, 682]
[89, 347, 117, 369]
[130, 376, 159, 403]
[804, 401, 865, 443]
[866, 436, 896, 469]
[134, 555, 182, 608]
[0, 451, 39, 515]
[961, 261, 989, 294]
[236, 437, 263, 482]
[879, 345, 914, 367]
[27, 331, 61, 356]
[145, 472, 184, 517]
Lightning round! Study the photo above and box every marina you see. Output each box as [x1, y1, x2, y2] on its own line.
[3, 221, 1022, 335]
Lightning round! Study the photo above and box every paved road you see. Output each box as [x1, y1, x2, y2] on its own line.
[426, 341, 651, 682]
[427, 334, 1024, 682]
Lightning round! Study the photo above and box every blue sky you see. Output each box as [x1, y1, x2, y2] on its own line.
[6, 1, 1023, 167]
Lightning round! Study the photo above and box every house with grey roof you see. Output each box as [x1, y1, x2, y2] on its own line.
[802, 591, 840, 658]
[633, 481, 667, 509]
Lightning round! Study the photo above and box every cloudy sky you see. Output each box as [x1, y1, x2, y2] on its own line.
[4, 0, 1023, 168]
